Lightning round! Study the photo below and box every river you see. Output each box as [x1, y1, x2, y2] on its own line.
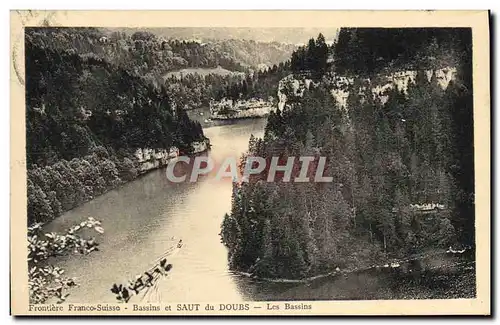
[44, 117, 475, 303]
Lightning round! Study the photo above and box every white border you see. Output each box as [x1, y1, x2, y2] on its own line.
[3, 2, 497, 324]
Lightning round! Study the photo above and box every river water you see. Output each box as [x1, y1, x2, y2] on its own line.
[44, 117, 475, 303]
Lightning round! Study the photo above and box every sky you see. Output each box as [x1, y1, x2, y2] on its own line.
[107, 27, 339, 45]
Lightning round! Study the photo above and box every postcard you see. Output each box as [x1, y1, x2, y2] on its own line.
[10, 10, 490, 316]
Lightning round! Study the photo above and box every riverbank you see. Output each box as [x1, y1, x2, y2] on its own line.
[210, 107, 275, 120]
[232, 247, 473, 284]
[209, 98, 276, 121]
[41, 119, 268, 303]
[235, 258, 476, 301]
[186, 106, 271, 128]
[28, 138, 211, 226]
[210, 115, 272, 121]
[232, 249, 476, 300]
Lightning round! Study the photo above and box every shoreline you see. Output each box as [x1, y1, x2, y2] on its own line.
[209, 114, 271, 121]
[34, 138, 211, 228]
[231, 248, 473, 284]
[197, 116, 269, 130]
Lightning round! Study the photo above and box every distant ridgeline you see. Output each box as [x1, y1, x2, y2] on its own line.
[25, 28, 208, 225]
[221, 28, 474, 280]
[25, 28, 296, 111]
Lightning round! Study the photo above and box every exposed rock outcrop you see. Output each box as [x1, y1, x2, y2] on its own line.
[209, 98, 275, 120]
[134, 139, 210, 174]
[277, 67, 457, 110]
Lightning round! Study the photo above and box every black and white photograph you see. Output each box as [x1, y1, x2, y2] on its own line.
[10, 10, 490, 316]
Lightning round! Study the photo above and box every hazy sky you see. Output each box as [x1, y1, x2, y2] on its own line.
[107, 27, 339, 45]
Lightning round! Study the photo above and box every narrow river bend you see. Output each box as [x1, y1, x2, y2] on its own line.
[44, 118, 474, 303]
[45, 118, 265, 303]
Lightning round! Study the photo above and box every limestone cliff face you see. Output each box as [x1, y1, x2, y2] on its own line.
[191, 140, 209, 154]
[134, 147, 179, 173]
[277, 67, 457, 111]
[331, 67, 457, 108]
[134, 139, 209, 173]
[209, 98, 275, 120]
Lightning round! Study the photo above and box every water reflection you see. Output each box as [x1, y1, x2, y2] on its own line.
[43, 117, 474, 302]
[44, 118, 267, 303]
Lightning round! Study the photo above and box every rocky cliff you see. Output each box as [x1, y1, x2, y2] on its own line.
[277, 67, 457, 110]
[134, 139, 210, 174]
[210, 98, 276, 120]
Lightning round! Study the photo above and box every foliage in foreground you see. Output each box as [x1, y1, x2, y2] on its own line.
[111, 258, 173, 303]
[28, 217, 103, 304]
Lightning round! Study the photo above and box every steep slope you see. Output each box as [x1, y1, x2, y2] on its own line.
[25, 29, 207, 225]
[221, 28, 474, 280]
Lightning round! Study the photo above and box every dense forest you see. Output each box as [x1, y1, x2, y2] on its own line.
[26, 28, 206, 225]
[333, 28, 472, 75]
[290, 33, 330, 78]
[25, 27, 302, 226]
[26, 28, 299, 110]
[164, 61, 292, 109]
[26, 28, 277, 75]
[220, 28, 474, 280]
[105, 28, 299, 68]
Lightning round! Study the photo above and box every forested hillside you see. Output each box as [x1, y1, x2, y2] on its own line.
[164, 62, 291, 110]
[26, 28, 298, 110]
[25, 27, 303, 225]
[221, 28, 474, 280]
[104, 28, 299, 69]
[26, 28, 206, 225]
[27, 28, 297, 81]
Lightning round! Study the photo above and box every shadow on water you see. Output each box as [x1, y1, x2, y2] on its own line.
[42, 117, 475, 302]
[43, 118, 268, 303]
[232, 252, 476, 301]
